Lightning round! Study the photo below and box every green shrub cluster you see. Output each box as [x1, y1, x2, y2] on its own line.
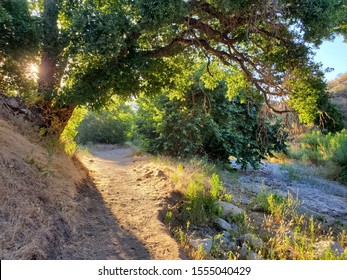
[75, 102, 134, 145]
[291, 130, 347, 183]
[136, 80, 288, 168]
[181, 173, 224, 226]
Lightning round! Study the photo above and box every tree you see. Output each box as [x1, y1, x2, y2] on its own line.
[38, 0, 61, 101]
[0, 0, 39, 95]
[1, 1, 346, 133]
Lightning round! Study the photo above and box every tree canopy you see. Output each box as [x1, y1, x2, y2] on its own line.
[0, 0, 347, 131]
[0, 0, 39, 95]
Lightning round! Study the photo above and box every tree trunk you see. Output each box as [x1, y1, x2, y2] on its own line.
[37, 0, 74, 134]
[38, 0, 60, 101]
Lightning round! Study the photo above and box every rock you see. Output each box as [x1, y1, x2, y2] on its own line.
[238, 245, 249, 260]
[220, 239, 237, 251]
[230, 223, 240, 232]
[6, 98, 19, 109]
[217, 201, 243, 217]
[252, 204, 264, 212]
[155, 170, 165, 177]
[229, 241, 237, 251]
[223, 241, 237, 251]
[241, 233, 263, 251]
[144, 171, 153, 178]
[249, 251, 263, 260]
[240, 198, 251, 205]
[222, 231, 231, 239]
[314, 241, 345, 258]
[220, 236, 230, 245]
[215, 218, 232, 231]
[191, 238, 213, 254]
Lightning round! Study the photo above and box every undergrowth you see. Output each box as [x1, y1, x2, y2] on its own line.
[290, 130, 347, 184]
[255, 189, 347, 260]
[162, 155, 347, 260]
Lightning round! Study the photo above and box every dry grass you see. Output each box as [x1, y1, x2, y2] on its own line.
[0, 118, 87, 259]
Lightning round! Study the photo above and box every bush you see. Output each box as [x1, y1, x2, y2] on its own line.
[182, 173, 222, 226]
[291, 130, 347, 184]
[136, 80, 288, 168]
[75, 101, 134, 145]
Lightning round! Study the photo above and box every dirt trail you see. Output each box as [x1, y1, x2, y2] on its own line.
[77, 144, 187, 260]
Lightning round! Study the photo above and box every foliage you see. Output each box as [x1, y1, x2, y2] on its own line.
[286, 63, 344, 131]
[291, 130, 347, 183]
[75, 99, 134, 145]
[60, 106, 87, 155]
[0, 0, 39, 95]
[182, 173, 221, 225]
[0, 0, 346, 132]
[255, 188, 301, 222]
[210, 173, 224, 200]
[136, 78, 288, 168]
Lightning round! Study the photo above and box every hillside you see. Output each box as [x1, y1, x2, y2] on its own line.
[328, 72, 347, 126]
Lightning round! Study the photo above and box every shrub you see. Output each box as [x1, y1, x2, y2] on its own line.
[291, 130, 347, 184]
[136, 80, 288, 168]
[75, 101, 134, 145]
[182, 173, 221, 225]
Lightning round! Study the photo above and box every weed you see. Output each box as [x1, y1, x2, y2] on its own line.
[194, 244, 208, 260]
[210, 234, 225, 259]
[281, 164, 300, 182]
[164, 210, 173, 227]
[223, 193, 233, 202]
[229, 212, 252, 233]
[210, 173, 224, 200]
[182, 173, 218, 225]
[254, 188, 301, 222]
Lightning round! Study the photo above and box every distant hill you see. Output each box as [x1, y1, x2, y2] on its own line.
[328, 72, 347, 127]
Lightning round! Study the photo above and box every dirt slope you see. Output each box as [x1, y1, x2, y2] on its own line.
[0, 117, 186, 259]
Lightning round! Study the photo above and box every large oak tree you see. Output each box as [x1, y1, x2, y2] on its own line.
[1, 0, 347, 133]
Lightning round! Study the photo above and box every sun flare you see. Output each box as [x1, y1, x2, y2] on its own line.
[26, 63, 39, 80]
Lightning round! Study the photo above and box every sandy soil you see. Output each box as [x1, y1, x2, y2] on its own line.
[77, 144, 187, 260]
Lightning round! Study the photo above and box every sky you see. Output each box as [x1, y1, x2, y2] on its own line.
[313, 35, 347, 81]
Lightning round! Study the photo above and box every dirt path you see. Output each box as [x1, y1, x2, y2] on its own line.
[77, 144, 187, 260]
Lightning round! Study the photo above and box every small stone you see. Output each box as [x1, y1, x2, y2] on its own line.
[229, 242, 237, 251]
[314, 241, 345, 258]
[241, 233, 263, 251]
[215, 217, 232, 231]
[240, 198, 250, 205]
[223, 231, 231, 239]
[144, 171, 153, 178]
[217, 201, 243, 217]
[220, 236, 230, 245]
[220, 239, 237, 251]
[230, 223, 240, 232]
[191, 238, 213, 254]
[155, 170, 165, 177]
[19, 108, 29, 114]
[239, 245, 249, 260]
[252, 204, 264, 212]
[6, 98, 19, 109]
[249, 251, 263, 260]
